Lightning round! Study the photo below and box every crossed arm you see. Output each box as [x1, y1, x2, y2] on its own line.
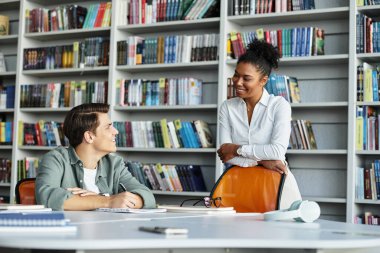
[63, 188, 143, 210]
[218, 100, 291, 174]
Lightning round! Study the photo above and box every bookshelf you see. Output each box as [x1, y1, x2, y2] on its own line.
[348, 1, 380, 224]
[109, 0, 221, 203]
[0, 0, 19, 201]
[3, 0, 377, 224]
[10, 0, 112, 200]
[220, 0, 350, 221]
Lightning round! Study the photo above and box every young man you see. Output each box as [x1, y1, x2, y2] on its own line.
[36, 103, 156, 210]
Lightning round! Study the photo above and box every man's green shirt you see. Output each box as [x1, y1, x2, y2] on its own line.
[36, 146, 156, 210]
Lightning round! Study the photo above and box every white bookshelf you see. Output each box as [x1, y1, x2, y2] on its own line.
[117, 17, 220, 34]
[22, 67, 110, 77]
[220, 0, 350, 222]
[0, 0, 19, 200]
[347, 1, 380, 224]
[116, 61, 219, 72]
[24, 27, 111, 40]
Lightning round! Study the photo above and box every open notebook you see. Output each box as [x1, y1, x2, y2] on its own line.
[96, 208, 167, 213]
[158, 205, 236, 214]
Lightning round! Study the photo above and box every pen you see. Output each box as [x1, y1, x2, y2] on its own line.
[119, 183, 136, 207]
[119, 183, 127, 192]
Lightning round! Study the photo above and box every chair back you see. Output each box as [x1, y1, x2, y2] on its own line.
[15, 178, 36, 205]
[210, 166, 285, 213]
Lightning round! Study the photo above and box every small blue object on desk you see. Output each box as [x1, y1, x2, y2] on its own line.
[0, 212, 67, 226]
[0, 212, 77, 233]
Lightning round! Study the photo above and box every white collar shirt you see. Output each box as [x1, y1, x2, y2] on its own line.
[218, 89, 291, 167]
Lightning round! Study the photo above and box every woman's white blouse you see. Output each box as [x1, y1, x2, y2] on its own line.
[219, 89, 291, 167]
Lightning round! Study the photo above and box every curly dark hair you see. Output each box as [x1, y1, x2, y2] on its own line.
[237, 39, 280, 77]
[63, 103, 110, 148]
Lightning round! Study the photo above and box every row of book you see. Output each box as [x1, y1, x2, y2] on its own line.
[126, 161, 207, 192]
[0, 122, 13, 145]
[17, 157, 39, 182]
[228, 27, 325, 59]
[357, 0, 380, 6]
[265, 74, 301, 103]
[356, 63, 380, 102]
[226, 74, 301, 103]
[231, 0, 315, 15]
[356, 161, 380, 201]
[117, 33, 219, 65]
[113, 119, 214, 149]
[355, 212, 380, 226]
[288, 119, 317, 150]
[0, 158, 11, 184]
[25, 2, 111, 33]
[18, 121, 68, 147]
[0, 85, 15, 109]
[23, 37, 110, 70]
[115, 78, 202, 106]
[118, 0, 220, 25]
[20, 81, 108, 108]
[356, 14, 380, 54]
[356, 106, 379, 151]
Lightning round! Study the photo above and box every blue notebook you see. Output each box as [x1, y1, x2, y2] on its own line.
[0, 212, 68, 226]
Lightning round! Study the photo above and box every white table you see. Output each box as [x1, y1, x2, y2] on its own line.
[0, 211, 380, 253]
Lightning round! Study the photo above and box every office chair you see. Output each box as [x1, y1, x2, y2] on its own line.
[210, 165, 286, 213]
[15, 178, 36, 204]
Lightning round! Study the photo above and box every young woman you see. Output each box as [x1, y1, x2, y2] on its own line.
[217, 39, 301, 209]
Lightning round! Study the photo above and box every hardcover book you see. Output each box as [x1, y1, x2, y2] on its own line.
[0, 15, 9, 36]
[194, 120, 214, 148]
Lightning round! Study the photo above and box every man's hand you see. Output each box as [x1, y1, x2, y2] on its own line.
[217, 143, 240, 163]
[259, 160, 288, 174]
[67, 187, 98, 197]
[109, 192, 143, 209]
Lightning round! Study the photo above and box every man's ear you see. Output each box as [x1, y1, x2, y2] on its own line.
[84, 131, 93, 143]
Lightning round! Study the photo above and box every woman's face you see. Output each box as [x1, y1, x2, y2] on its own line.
[232, 62, 268, 99]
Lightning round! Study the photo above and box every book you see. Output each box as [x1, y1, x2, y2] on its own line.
[158, 205, 236, 214]
[0, 212, 68, 226]
[194, 120, 214, 148]
[96, 208, 167, 213]
[0, 52, 6, 72]
[0, 15, 9, 36]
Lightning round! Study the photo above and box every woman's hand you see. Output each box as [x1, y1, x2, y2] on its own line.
[217, 143, 240, 163]
[67, 187, 99, 197]
[258, 160, 288, 174]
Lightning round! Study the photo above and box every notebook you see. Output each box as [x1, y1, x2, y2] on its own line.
[0, 212, 68, 226]
[96, 208, 167, 213]
[157, 205, 236, 214]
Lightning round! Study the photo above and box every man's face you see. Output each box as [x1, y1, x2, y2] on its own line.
[90, 113, 119, 154]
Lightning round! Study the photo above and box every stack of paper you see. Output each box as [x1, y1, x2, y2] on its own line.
[158, 205, 236, 214]
[0, 204, 52, 212]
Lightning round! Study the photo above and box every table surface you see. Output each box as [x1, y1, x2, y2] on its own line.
[0, 211, 380, 250]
